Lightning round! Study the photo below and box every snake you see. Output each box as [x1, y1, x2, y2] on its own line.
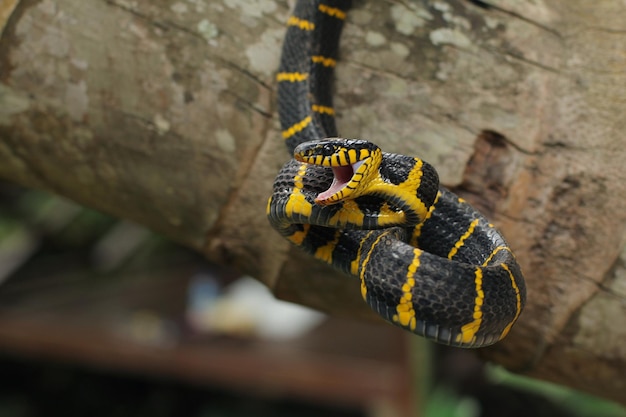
[266, 0, 526, 348]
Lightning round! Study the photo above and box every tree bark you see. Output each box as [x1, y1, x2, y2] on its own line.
[1, 0, 625, 405]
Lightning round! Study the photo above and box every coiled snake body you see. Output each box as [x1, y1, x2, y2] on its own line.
[267, 0, 526, 347]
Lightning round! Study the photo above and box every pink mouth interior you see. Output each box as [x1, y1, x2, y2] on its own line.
[316, 162, 360, 202]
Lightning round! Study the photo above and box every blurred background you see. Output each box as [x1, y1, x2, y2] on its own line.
[0, 180, 624, 417]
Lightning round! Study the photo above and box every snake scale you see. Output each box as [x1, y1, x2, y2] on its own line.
[266, 0, 526, 347]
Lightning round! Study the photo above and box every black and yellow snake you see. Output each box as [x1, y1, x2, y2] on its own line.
[267, 0, 526, 347]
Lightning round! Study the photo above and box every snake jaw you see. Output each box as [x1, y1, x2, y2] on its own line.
[292, 138, 381, 205]
[315, 159, 366, 205]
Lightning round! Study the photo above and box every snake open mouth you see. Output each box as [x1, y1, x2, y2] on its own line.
[316, 160, 365, 203]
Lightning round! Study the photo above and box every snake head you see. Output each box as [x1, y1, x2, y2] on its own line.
[293, 138, 382, 205]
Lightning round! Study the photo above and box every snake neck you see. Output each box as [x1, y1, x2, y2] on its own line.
[360, 154, 439, 227]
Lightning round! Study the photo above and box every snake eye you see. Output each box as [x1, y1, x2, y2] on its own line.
[321, 143, 335, 156]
